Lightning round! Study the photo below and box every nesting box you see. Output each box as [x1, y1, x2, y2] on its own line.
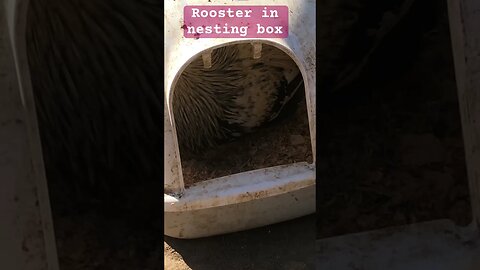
[164, 0, 316, 239]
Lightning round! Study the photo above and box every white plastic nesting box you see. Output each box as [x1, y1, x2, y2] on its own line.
[164, 0, 316, 239]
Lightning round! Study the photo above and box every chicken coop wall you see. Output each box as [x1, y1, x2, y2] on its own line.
[164, 0, 316, 194]
[447, 0, 480, 231]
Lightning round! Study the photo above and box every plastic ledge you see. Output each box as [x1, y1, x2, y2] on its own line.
[164, 163, 315, 238]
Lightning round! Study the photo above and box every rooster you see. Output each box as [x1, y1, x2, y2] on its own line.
[172, 43, 304, 154]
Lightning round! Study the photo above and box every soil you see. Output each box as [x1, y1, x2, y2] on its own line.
[181, 94, 313, 186]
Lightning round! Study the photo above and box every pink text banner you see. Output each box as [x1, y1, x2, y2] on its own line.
[183, 5, 289, 39]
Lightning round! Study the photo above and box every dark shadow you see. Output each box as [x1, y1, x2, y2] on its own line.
[316, 0, 472, 239]
[165, 215, 316, 270]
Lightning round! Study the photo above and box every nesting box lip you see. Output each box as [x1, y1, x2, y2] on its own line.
[164, 162, 315, 212]
[165, 181, 315, 239]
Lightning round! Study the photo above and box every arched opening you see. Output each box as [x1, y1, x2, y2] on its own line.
[169, 41, 314, 187]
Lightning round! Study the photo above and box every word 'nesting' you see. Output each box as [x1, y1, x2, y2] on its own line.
[184, 6, 288, 38]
